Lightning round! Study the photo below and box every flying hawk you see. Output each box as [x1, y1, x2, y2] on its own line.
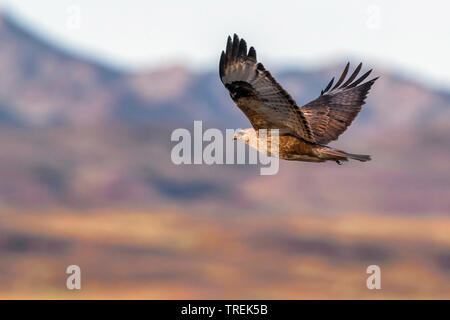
[219, 34, 378, 164]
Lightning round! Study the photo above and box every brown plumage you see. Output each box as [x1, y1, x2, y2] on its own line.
[220, 34, 378, 164]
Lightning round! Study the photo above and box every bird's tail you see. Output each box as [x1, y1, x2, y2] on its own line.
[319, 146, 371, 162]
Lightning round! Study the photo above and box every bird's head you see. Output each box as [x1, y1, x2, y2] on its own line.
[233, 128, 257, 144]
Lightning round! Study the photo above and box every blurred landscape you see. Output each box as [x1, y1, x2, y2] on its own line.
[0, 12, 449, 299]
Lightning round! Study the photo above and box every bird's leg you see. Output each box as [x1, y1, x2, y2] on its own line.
[336, 160, 342, 165]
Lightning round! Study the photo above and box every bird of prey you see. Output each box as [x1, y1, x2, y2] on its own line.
[219, 34, 378, 164]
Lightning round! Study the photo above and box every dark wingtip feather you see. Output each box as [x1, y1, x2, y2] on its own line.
[366, 76, 379, 84]
[226, 36, 232, 58]
[332, 62, 350, 90]
[363, 76, 379, 89]
[238, 38, 247, 58]
[348, 69, 373, 88]
[322, 77, 334, 95]
[219, 51, 226, 79]
[256, 62, 265, 71]
[231, 34, 240, 59]
[342, 62, 362, 87]
[248, 46, 257, 61]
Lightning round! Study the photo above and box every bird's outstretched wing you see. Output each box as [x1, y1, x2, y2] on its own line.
[219, 34, 315, 143]
[301, 63, 378, 145]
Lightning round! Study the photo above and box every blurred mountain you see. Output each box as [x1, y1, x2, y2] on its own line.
[1, 12, 449, 131]
[0, 12, 448, 214]
[0, 13, 124, 126]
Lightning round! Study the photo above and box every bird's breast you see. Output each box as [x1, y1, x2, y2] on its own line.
[271, 135, 316, 159]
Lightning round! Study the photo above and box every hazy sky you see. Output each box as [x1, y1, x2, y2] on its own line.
[0, 0, 449, 88]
